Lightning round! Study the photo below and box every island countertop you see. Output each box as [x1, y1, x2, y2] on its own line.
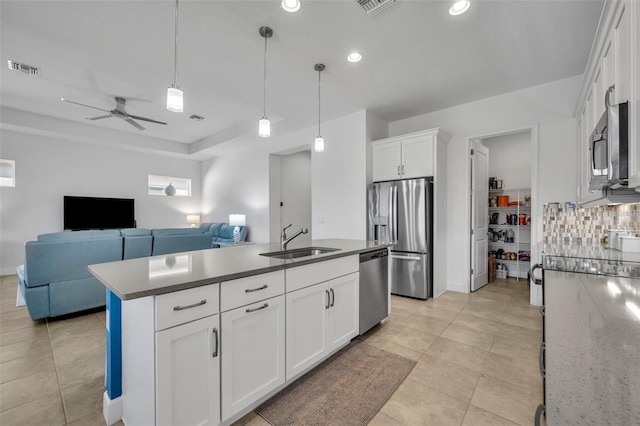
[89, 239, 393, 300]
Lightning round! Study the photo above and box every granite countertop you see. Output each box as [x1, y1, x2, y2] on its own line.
[89, 239, 393, 300]
[544, 271, 640, 425]
[542, 244, 640, 278]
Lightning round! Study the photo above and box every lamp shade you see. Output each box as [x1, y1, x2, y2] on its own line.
[314, 136, 325, 153]
[229, 214, 246, 227]
[259, 118, 270, 138]
[166, 86, 183, 112]
[187, 214, 200, 225]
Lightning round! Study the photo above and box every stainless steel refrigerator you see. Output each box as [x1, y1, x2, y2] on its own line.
[367, 178, 433, 299]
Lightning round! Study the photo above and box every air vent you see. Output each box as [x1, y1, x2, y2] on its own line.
[189, 114, 205, 121]
[7, 60, 40, 77]
[357, 0, 397, 16]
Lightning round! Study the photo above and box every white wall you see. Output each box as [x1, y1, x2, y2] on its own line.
[484, 131, 531, 190]
[0, 129, 202, 275]
[201, 110, 368, 243]
[280, 151, 312, 242]
[389, 75, 581, 294]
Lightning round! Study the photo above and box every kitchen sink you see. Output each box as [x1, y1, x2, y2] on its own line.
[260, 247, 340, 260]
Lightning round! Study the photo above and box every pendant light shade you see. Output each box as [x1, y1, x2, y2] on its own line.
[167, 86, 183, 113]
[259, 26, 273, 138]
[167, 0, 183, 112]
[314, 63, 325, 153]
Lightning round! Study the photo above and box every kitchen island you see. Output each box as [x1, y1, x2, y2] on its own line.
[89, 239, 392, 426]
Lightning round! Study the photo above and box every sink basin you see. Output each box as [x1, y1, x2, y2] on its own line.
[260, 247, 340, 260]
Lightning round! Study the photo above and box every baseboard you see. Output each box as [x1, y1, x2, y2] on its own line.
[444, 281, 469, 294]
[103, 392, 122, 425]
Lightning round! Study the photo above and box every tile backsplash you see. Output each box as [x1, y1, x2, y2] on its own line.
[543, 202, 640, 245]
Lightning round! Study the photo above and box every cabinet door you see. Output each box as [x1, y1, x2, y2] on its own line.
[285, 282, 329, 380]
[628, 0, 640, 187]
[373, 141, 402, 182]
[156, 314, 220, 426]
[402, 136, 434, 178]
[327, 273, 359, 353]
[221, 295, 285, 422]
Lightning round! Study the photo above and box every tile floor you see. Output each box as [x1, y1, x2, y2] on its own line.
[0, 274, 542, 425]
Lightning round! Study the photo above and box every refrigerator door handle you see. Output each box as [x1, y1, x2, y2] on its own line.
[390, 254, 422, 261]
[389, 186, 398, 243]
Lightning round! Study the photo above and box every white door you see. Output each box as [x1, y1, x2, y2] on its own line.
[156, 314, 220, 426]
[285, 282, 329, 380]
[471, 141, 489, 291]
[402, 136, 434, 178]
[221, 296, 286, 422]
[372, 142, 402, 181]
[327, 273, 359, 352]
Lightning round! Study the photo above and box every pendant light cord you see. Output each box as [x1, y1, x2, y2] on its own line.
[173, 0, 179, 88]
[263, 34, 268, 117]
[317, 68, 321, 136]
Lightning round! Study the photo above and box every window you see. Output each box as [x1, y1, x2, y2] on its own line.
[0, 159, 15, 187]
[148, 174, 191, 197]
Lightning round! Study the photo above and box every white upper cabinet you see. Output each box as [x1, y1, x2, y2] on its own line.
[372, 130, 441, 181]
[575, 0, 639, 195]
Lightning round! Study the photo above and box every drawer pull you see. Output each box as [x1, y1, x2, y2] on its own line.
[173, 299, 206, 311]
[540, 305, 545, 317]
[329, 288, 335, 307]
[326, 290, 330, 309]
[246, 303, 269, 313]
[245, 284, 268, 293]
[539, 342, 546, 378]
[534, 404, 545, 426]
[212, 327, 219, 358]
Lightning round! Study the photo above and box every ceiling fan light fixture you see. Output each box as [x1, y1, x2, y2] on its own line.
[166, 86, 183, 113]
[259, 117, 271, 138]
[449, 0, 470, 16]
[281, 0, 301, 13]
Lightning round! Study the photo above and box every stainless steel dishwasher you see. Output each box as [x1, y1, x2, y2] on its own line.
[359, 248, 389, 335]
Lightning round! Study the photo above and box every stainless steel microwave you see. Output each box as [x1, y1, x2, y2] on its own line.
[589, 85, 629, 190]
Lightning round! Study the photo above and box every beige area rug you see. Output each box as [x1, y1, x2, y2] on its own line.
[256, 339, 415, 426]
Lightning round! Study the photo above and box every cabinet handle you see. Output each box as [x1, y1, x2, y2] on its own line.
[173, 299, 206, 311]
[540, 305, 545, 317]
[329, 288, 335, 307]
[245, 284, 268, 293]
[325, 290, 330, 309]
[397, 165, 401, 176]
[539, 342, 546, 378]
[534, 404, 545, 426]
[212, 327, 218, 358]
[246, 303, 268, 313]
[402, 164, 405, 174]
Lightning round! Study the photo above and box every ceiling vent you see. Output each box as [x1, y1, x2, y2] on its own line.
[7, 60, 40, 77]
[357, 0, 397, 16]
[189, 114, 205, 121]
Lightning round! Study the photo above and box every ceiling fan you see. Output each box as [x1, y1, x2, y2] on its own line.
[61, 96, 167, 130]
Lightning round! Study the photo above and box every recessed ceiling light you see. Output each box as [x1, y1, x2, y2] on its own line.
[281, 0, 300, 13]
[347, 52, 362, 63]
[449, 0, 470, 16]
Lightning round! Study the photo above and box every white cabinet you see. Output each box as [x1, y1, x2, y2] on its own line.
[156, 315, 220, 426]
[372, 132, 435, 181]
[575, 0, 639, 196]
[285, 272, 359, 381]
[221, 295, 286, 422]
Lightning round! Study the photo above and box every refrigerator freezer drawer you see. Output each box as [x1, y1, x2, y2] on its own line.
[390, 252, 431, 300]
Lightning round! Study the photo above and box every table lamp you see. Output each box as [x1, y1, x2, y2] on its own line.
[229, 214, 246, 243]
[187, 214, 200, 228]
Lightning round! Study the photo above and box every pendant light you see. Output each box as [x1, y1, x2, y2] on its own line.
[167, 0, 183, 112]
[314, 63, 325, 153]
[259, 26, 273, 137]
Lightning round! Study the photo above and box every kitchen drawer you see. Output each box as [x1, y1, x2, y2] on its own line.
[221, 271, 285, 312]
[155, 284, 219, 331]
[286, 255, 358, 293]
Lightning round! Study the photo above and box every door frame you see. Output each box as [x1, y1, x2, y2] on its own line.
[465, 124, 541, 305]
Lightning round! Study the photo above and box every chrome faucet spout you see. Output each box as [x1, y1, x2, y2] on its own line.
[281, 226, 309, 250]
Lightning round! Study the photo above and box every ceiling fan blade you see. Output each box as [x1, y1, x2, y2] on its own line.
[125, 118, 145, 131]
[128, 114, 168, 125]
[61, 98, 110, 113]
[86, 114, 113, 121]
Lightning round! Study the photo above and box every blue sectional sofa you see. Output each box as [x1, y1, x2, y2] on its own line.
[17, 223, 247, 320]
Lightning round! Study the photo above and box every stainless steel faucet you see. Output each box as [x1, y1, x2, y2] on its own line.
[281, 224, 309, 250]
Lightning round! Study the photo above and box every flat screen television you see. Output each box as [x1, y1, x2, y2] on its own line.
[64, 196, 135, 230]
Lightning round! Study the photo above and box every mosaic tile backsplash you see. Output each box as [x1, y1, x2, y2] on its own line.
[543, 202, 640, 245]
